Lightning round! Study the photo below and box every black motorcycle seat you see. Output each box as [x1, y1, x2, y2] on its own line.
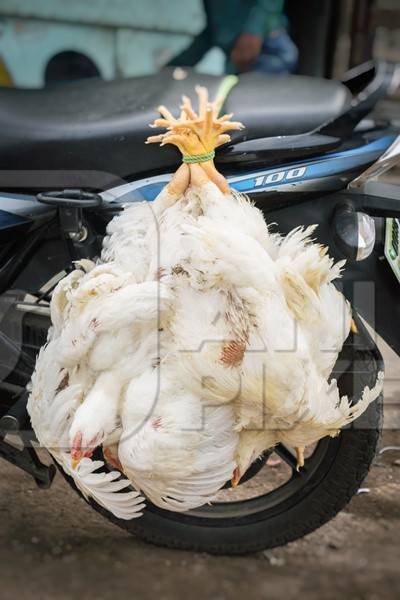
[0, 68, 351, 188]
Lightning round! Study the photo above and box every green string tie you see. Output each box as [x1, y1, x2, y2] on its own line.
[182, 150, 215, 164]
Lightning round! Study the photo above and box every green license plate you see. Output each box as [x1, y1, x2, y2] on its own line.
[385, 217, 400, 283]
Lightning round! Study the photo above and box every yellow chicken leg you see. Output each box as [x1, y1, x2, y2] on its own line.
[166, 163, 190, 197]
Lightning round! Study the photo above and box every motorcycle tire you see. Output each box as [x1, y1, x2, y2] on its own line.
[59, 394, 382, 555]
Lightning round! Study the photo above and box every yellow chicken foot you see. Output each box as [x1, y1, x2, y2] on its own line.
[146, 86, 243, 193]
[351, 319, 358, 334]
[295, 446, 305, 471]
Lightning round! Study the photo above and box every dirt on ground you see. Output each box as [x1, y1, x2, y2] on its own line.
[0, 342, 399, 600]
[0, 431, 398, 600]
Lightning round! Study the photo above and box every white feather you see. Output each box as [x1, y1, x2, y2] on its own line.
[119, 366, 237, 511]
[28, 339, 145, 519]
[29, 176, 382, 520]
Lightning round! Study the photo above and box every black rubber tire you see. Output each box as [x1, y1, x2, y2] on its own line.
[60, 394, 382, 555]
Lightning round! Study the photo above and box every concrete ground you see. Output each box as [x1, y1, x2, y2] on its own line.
[0, 338, 398, 600]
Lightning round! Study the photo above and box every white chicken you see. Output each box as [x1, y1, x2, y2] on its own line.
[118, 362, 237, 511]
[28, 337, 146, 519]
[28, 85, 384, 521]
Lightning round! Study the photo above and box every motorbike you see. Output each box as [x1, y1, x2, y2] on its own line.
[0, 60, 398, 555]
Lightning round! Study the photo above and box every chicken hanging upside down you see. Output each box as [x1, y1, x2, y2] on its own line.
[28, 85, 384, 520]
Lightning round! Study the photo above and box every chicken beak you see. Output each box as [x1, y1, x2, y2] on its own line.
[350, 319, 358, 334]
[231, 467, 241, 487]
[71, 455, 82, 470]
[70, 431, 84, 470]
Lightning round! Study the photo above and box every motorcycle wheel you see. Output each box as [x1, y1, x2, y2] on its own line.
[60, 394, 382, 555]
[19, 267, 384, 554]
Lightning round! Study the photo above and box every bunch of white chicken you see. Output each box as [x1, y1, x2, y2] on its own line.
[28, 87, 383, 520]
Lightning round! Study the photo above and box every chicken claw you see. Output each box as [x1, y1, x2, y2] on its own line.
[146, 85, 244, 193]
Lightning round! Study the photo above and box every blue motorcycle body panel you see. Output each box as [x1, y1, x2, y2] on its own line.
[101, 135, 395, 204]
